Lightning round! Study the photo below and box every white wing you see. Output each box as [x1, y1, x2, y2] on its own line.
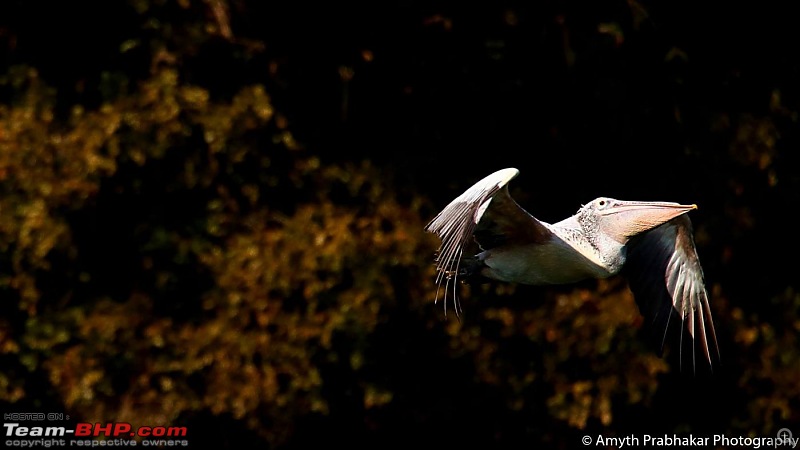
[425, 168, 552, 315]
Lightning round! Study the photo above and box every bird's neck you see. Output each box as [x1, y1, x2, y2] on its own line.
[589, 232, 626, 275]
[570, 215, 627, 275]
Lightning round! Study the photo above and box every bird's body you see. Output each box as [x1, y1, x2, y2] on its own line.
[425, 167, 719, 371]
[478, 226, 614, 285]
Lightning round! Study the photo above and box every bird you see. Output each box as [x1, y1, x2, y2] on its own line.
[424, 167, 719, 371]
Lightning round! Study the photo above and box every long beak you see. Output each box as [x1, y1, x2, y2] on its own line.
[602, 201, 697, 239]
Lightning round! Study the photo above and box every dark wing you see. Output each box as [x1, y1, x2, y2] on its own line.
[424, 168, 552, 315]
[623, 214, 720, 372]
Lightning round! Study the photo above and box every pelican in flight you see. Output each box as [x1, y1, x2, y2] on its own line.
[425, 168, 719, 370]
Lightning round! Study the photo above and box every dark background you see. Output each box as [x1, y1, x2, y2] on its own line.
[1, 1, 798, 448]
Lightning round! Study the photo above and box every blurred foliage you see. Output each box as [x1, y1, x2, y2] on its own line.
[0, 56, 432, 444]
[1, 0, 799, 448]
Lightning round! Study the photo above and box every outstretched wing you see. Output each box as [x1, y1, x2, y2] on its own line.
[623, 214, 720, 372]
[424, 168, 552, 315]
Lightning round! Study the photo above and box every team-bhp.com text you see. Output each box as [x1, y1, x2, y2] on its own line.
[4, 422, 189, 447]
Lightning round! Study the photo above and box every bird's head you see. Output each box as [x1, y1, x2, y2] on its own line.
[578, 197, 697, 244]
